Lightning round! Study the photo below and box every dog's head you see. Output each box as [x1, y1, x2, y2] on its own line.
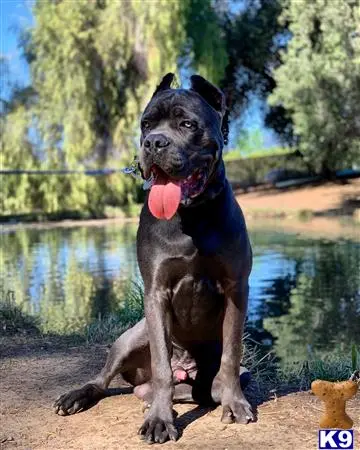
[139, 73, 228, 220]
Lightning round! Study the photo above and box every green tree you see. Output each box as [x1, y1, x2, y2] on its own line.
[1, 0, 230, 216]
[1, 0, 287, 216]
[219, 0, 284, 117]
[0, 104, 37, 214]
[269, 0, 360, 175]
[236, 128, 264, 156]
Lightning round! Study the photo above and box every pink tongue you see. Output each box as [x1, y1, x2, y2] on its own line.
[148, 173, 181, 220]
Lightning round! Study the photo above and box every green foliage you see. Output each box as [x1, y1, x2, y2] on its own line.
[182, 0, 228, 85]
[219, 0, 284, 117]
[278, 355, 356, 389]
[5, 0, 360, 217]
[0, 298, 39, 335]
[82, 281, 144, 344]
[236, 128, 264, 155]
[1, 0, 227, 217]
[224, 146, 291, 161]
[1, 0, 287, 217]
[269, 0, 360, 174]
[225, 151, 308, 185]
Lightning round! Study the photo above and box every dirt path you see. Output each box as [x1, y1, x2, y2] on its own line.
[1, 344, 359, 450]
[236, 178, 360, 217]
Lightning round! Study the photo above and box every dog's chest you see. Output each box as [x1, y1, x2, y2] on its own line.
[172, 274, 224, 334]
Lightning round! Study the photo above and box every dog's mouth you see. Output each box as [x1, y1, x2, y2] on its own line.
[147, 166, 208, 220]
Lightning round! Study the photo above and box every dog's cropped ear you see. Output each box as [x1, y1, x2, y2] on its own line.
[191, 75, 229, 145]
[190, 75, 226, 117]
[152, 73, 175, 98]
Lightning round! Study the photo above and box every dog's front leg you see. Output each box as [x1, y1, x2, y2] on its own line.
[212, 279, 254, 424]
[138, 288, 177, 444]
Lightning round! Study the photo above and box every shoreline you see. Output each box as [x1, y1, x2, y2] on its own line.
[1, 211, 358, 240]
[1, 179, 359, 239]
[0, 216, 139, 232]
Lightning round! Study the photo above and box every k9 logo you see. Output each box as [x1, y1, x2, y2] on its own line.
[318, 430, 354, 449]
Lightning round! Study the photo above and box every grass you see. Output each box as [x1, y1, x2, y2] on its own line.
[1, 290, 359, 395]
[0, 281, 144, 344]
[84, 281, 144, 344]
[276, 354, 358, 389]
[242, 335, 359, 397]
[0, 300, 40, 336]
[223, 146, 292, 162]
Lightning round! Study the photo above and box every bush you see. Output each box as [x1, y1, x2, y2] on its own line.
[225, 151, 310, 187]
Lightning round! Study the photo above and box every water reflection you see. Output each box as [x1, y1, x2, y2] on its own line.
[1, 224, 139, 333]
[261, 239, 360, 362]
[1, 222, 359, 364]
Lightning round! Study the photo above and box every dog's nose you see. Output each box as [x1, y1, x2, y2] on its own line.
[144, 134, 170, 151]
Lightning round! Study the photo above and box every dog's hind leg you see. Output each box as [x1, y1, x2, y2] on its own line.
[136, 366, 252, 410]
[54, 318, 150, 416]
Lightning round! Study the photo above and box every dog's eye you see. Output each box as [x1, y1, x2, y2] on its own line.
[142, 120, 151, 130]
[181, 120, 196, 130]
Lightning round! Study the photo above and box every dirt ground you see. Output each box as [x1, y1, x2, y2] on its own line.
[235, 178, 360, 218]
[1, 343, 359, 450]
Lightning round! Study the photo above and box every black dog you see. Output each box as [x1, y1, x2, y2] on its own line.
[54, 74, 254, 444]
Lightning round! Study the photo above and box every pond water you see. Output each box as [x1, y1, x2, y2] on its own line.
[1, 221, 359, 365]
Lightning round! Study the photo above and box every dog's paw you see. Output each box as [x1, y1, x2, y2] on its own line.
[54, 384, 105, 416]
[138, 414, 178, 444]
[220, 388, 254, 424]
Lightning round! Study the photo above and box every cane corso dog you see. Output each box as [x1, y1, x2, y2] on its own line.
[54, 73, 254, 444]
